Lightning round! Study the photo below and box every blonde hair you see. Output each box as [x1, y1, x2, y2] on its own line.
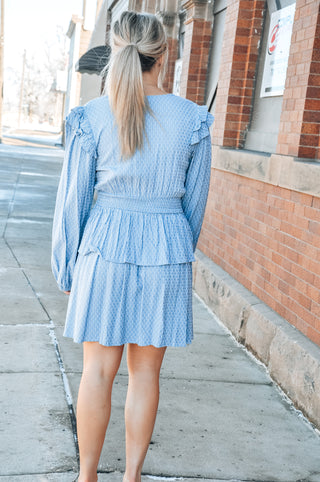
[104, 11, 167, 159]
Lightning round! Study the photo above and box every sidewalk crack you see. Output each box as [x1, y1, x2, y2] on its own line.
[49, 327, 80, 466]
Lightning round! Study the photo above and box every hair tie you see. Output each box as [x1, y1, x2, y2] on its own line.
[127, 42, 137, 47]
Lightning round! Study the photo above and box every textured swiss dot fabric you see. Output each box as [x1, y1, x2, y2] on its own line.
[64, 253, 193, 347]
[51, 93, 214, 347]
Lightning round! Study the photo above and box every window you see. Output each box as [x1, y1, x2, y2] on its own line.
[244, 0, 296, 153]
[205, 0, 227, 113]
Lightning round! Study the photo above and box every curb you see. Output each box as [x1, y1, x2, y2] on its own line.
[193, 249, 320, 429]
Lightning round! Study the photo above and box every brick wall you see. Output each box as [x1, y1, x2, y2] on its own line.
[277, 0, 320, 159]
[179, 0, 212, 103]
[212, 0, 265, 147]
[198, 169, 320, 346]
[163, 37, 178, 93]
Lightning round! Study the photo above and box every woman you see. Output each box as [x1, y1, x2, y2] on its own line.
[51, 10, 213, 482]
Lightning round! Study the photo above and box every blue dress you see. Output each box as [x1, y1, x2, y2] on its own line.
[51, 93, 214, 347]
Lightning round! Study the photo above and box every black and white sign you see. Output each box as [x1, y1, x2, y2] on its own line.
[260, 4, 296, 98]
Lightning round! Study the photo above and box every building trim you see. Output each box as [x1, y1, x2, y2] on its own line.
[212, 146, 320, 198]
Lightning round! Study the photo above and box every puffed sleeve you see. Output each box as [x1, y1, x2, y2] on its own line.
[182, 105, 214, 252]
[51, 106, 97, 292]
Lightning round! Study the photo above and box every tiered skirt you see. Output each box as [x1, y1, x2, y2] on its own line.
[63, 251, 193, 347]
[63, 193, 194, 348]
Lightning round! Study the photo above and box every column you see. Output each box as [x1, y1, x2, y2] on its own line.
[211, 0, 265, 148]
[179, 0, 212, 103]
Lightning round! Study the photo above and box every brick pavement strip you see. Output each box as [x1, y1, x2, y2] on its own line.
[0, 144, 320, 481]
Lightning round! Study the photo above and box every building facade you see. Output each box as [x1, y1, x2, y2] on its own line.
[65, 0, 104, 115]
[196, 0, 320, 348]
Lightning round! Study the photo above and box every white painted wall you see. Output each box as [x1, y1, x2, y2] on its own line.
[79, 0, 109, 105]
[65, 19, 82, 116]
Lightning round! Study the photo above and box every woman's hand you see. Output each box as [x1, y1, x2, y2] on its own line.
[64, 290, 71, 295]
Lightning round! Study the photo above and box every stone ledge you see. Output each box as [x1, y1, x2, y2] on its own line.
[212, 145, 320, 197]
[193, 248, 320, 429]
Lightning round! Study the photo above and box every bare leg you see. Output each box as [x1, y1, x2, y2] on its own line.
[77, 342, 124, 482]
[123, 344, 167, 482]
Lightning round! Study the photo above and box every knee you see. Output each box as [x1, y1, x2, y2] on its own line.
[83, 361, 118, 385]
[82, 343, 123, 384]
[127, 345, 166, 381]
[127, 365, 161, 387]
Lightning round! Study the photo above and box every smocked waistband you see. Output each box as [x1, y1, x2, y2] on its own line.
[95, 192, 183, 214]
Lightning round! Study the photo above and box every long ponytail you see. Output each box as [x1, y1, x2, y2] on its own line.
[105, 11, 167, 159]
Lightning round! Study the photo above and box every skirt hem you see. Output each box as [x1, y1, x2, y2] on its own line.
[63, 332, 193, 348]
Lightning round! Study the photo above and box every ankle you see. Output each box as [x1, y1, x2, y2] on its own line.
[123, 471, 141, 482]
[78, 473, 98, 482]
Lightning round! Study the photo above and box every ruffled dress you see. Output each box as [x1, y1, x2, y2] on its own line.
[51, 94, 214, 347]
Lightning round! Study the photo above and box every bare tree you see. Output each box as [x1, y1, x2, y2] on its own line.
[7, 25, 68, 128]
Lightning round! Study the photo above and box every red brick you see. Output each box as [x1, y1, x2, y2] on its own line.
[290, 190, 313, 206]
[308, 220, 320, 235]
[305, 98, 320, 111]
[298, 146, 317, 158]
[309, 74, 320, 86]
[301, 122, 320, 134]
[312, 197, 320, 209]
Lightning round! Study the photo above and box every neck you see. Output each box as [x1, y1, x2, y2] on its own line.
[142, 67, 166, 95]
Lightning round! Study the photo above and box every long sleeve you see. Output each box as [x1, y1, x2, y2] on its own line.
[182, 105, 214, 252]
[51, 106, 97, 292]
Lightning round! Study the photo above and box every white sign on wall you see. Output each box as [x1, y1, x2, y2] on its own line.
[260, 3, 296, 98]
[173, 59, 183, 96]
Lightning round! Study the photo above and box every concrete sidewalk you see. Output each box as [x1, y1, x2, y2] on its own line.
[0, 143, 320, 481]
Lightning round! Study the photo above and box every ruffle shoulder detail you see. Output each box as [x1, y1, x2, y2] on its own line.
[65, 106, 97, 157]
[190, 105, 214, 146]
